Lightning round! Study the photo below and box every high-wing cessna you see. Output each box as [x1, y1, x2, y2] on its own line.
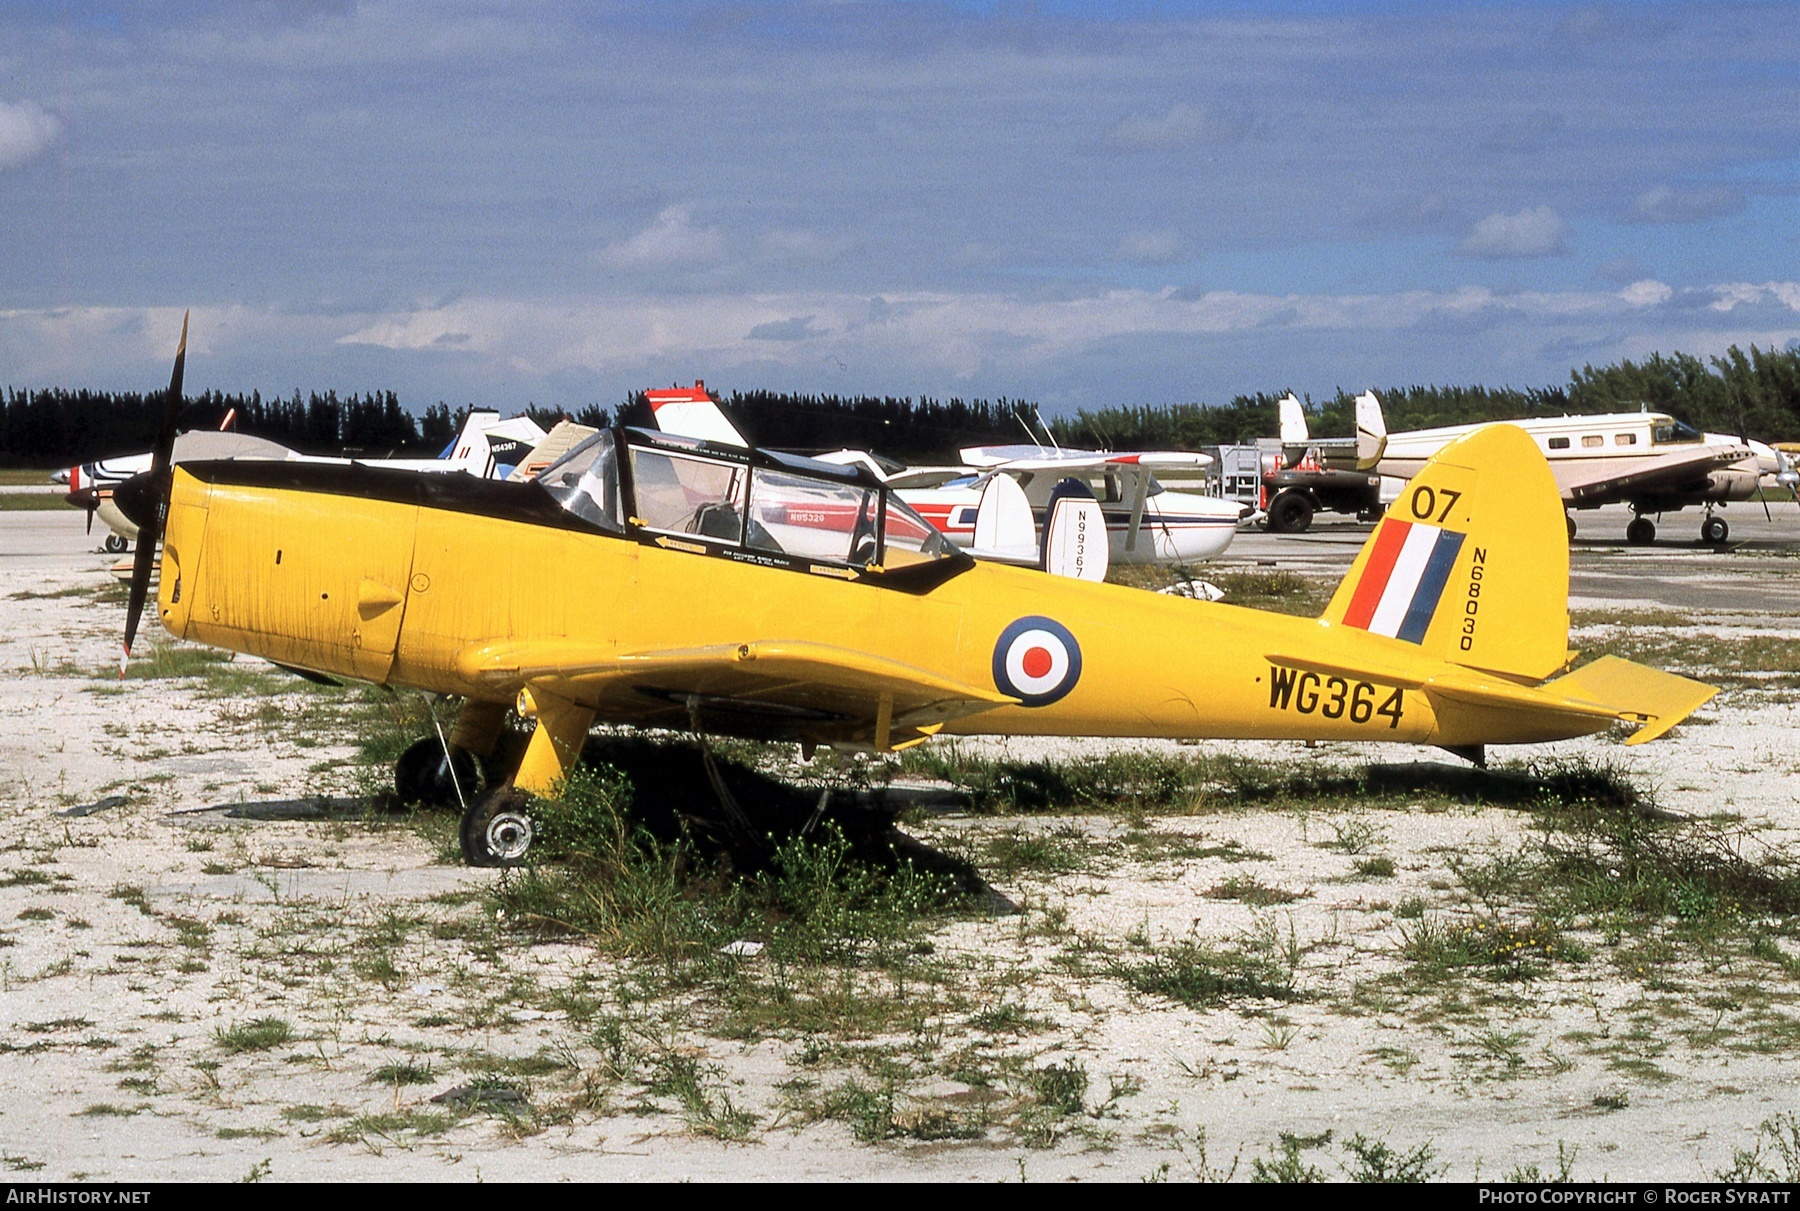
[119, 322, 1715, 868]
[56, 410, 544, 552]
[1327, 394, 1795, 544]
[643, 383, 1245, 565]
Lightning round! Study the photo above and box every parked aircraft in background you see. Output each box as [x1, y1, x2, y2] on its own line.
[1340, 395, 1795, 544]
[643, 383, 1245, 566]
[55, 410, 545, 551]
[117, 323, 1718, 868]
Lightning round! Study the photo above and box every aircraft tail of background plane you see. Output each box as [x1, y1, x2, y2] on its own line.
[1354, 390, 1387, 469]
[1322, 423, 1570, 682]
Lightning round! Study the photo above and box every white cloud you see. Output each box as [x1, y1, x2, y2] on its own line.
[1626, 184, 1745, 224]
[1619, 279, 1672, 307]
[1457, 206, 1569, 259]
[1108, 102, 1248, 150]
[0, 101, 61, 170]
[599, 207, 723, 270]
[1116, 229, 1181, 265]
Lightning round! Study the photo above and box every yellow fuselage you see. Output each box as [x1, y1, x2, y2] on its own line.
[155, 465, 1600, 752]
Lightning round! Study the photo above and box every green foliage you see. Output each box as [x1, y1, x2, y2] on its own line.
[1339, 1133, 1444, 1182]
[1717, 1113, 1800, 1182]
[214, 1018, 293, 1053]
[1250, 1137, 1329, 1183]
[1110, 939, 1299, 1008]
[493, 766, 953, 974]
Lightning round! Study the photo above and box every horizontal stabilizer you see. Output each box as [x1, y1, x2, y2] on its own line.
[1544, 655, 1718, 746]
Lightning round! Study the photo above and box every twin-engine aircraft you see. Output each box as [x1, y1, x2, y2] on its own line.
[1310, 394, 1794, 544]
[119, 321, 1715, 867]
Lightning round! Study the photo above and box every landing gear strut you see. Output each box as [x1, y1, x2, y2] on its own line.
[1626, 516, 1656, 545]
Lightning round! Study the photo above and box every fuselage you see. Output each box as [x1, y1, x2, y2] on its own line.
[153, 451, 1606, 751]
[1373, 412, 1776, 508]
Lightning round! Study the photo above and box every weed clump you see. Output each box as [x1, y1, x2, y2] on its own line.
[1110, 939, 1299, 1008]
[214, 1018, 293, 1053]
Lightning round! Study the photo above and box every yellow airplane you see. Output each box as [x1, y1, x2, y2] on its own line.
[118, 321, 1717, 866]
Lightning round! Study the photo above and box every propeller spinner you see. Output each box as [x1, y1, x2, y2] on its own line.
[120, 312, 188, 678]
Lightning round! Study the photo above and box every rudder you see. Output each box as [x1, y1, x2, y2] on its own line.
[1322, 424, 1569, 682]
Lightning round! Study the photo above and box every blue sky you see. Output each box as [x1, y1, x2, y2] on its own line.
[1, 0, 1796, 417]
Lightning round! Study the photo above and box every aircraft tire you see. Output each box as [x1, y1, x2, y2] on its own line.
[1565, 514, 1576, 541]
[1626, 517, 1656, 545]
[394, 736, 479, 809]
[103, 534, 129, 554]
[1266, 491, 1314, 534]
[460, 785, 535, 867]
[1703, 516, 1728, 544]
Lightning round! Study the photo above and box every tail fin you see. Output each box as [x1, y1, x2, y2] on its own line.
[1354, 391, 1387, 469]
[1323, 423, 1569, 682]
[1277, 394, 1308, 445]
[645, 381, 749, 447]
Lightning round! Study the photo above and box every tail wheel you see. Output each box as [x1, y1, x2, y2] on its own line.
[1626, 517, 1656, 545]
[1702, 515, 1728, 544]
[393, 736, 479, 809]
[460, 785, 536, 867]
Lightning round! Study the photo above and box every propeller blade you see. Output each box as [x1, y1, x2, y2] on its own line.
[121, 311, 187, 677]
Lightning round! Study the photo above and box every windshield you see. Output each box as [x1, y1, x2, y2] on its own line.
[1652, 419, 1703, 445]
[880, 494, 957, 568]
[539, 430, 625, 533]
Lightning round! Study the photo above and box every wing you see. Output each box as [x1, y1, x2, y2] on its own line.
[959, 446, 1213, 473]
[454, 638, 1015, 749]
[1558, 442, 1750, 500]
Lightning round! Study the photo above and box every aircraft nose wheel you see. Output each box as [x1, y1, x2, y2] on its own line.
[102, 534, 129, 554]
[1626, 517, 1656, 545]
[1702, 515, 1729, 544]
[460, 786, 535, 867]
[393, 737, 479, 809]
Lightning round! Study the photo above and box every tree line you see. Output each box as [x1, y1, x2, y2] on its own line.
[5, 342, 1798, 468]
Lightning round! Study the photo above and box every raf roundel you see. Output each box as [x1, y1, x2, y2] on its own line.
[992, 616, 1083, 707]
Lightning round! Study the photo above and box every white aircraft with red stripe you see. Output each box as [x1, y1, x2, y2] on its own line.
[642, 383, 1243, 567]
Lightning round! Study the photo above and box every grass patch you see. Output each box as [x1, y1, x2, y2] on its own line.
[1204, 875, 1308, 907]
[215, 1018, 293, 1054]
[1111, 939, 1300, 1008]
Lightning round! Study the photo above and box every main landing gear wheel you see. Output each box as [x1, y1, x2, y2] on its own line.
[1565, 514, 1577, 541]
[393, 736, 478, 809]
[1626, 517, 1656, 545]
[103, 534, 129, 554]
[1702, 515, 1729, 544]
[460, 785, 535, 868]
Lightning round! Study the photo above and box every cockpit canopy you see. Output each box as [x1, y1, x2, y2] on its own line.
[538, 429, 960, 573]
